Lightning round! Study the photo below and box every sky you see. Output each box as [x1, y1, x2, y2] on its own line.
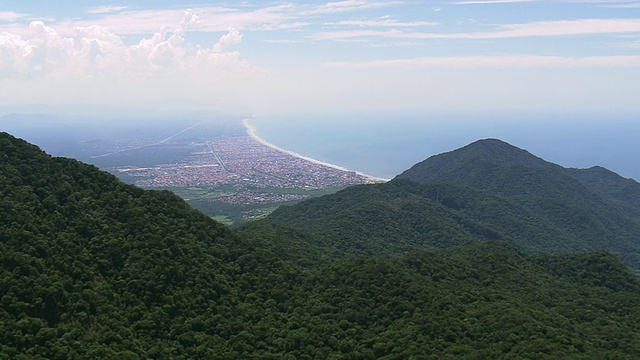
[1, 0, 640, 115]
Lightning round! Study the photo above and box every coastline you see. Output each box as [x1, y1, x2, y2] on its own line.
[242, 118, 388, 182]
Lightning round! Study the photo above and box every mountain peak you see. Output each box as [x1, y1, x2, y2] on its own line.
[469, 138, 511, 146]
[395, 138, 556, 187]
[448, 138, 551, 167]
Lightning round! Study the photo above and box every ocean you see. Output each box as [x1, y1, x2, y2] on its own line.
[250, 112, 640, 181]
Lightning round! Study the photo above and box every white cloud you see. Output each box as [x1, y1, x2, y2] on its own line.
[498, 18, 640, 38]
[2, 1, 640, 115]
[323, 19, 439, 27]
[308, 1, 402, 14]
[313, 29, 403, 41]
[323, 55, 640, 69]
[579, 0, 640, 8]
[610, 4, 640, 7]
[0, 10, 259, 81]
[261, 39, 307, 43]
[605, 3, 640, 8]
[256, 22, 310, 31]
[55, 9, 199, 35]
[453, 0, 540, 4]
[0, 31, 33, 74]
[86, 6, 128, 14]
[51, 5, 300, 36]
[313, 18, 640, 40]
[0, 11, 29, 22]
[213, 27, 242, 52]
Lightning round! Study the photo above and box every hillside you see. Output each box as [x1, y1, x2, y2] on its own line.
[565, 165, 640, 209]
[396, 138, 558, 184]
[396, 139, 640, 270]
[266, 241, 640, 358]
[0, 132, 295, 357]
[241, 180, 522, 264]
[397, 139, 640, 208]
[246, 139, 640, 271]
[3, 132, 640, 358]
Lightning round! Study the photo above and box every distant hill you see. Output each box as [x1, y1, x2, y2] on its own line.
[396, 138, 640, 268]
[397, 138, 559, 183]
[246, 139, 640, 271]
[565, 165, 640, 209]
[397, 139, 640, 206]
[3, 132, 640, 358]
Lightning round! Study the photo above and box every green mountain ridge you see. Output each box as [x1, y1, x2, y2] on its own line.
[566, 165, 640, 209]
[248, 138, 640, 272]
[397, 139, 640, 211]
[3, 132, 640, 358]
[397, 139, 640, 270]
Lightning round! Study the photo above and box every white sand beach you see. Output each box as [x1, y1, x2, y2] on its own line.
[242, 118, 388, 182]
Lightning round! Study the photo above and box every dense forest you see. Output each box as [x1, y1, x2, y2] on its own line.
[3, 132, 640, 358]
[246, 139, 640, 272]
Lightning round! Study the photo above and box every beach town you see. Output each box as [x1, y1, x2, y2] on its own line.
[111, 120, 379, 206]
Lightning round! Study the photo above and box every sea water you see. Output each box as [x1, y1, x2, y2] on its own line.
[251, 112, 640, 181]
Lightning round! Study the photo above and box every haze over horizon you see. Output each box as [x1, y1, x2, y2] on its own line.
[1, 0, 640, 115]
[2, 1, 639, 182]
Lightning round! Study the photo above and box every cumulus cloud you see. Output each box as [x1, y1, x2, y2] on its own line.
[213, 27, 242, 52]
[0, 32, 33, 74]
[0, 9, 258, 81]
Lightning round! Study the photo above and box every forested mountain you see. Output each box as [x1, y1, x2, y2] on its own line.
[395, 138, 640, 269]
[397, 139, 640, 210]
[565, 165, 640, 209]
[3, 132, 640, 358]
[241, 180, 510, 265]
[0, 132, 294, 357]
[248, 138, 640, 271]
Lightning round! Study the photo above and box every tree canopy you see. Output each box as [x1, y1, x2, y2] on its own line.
[2, 132, 640, 358]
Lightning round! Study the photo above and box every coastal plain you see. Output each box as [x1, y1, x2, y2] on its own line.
[118, 121, 376, 224]
[1, 114, 376, 225]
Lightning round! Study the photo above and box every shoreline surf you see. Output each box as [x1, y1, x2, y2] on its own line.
[242, 118, 388, 182]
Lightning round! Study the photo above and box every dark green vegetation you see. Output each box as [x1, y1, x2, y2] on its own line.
[248, 139, 640, 272]
[397, 139, 640, 271]
[170, 185, 344, 226]
[3, 132, 640, 358]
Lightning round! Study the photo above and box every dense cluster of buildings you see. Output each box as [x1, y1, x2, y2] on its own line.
[212, 136, 371, 188]
[114, 133, 374, 195]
